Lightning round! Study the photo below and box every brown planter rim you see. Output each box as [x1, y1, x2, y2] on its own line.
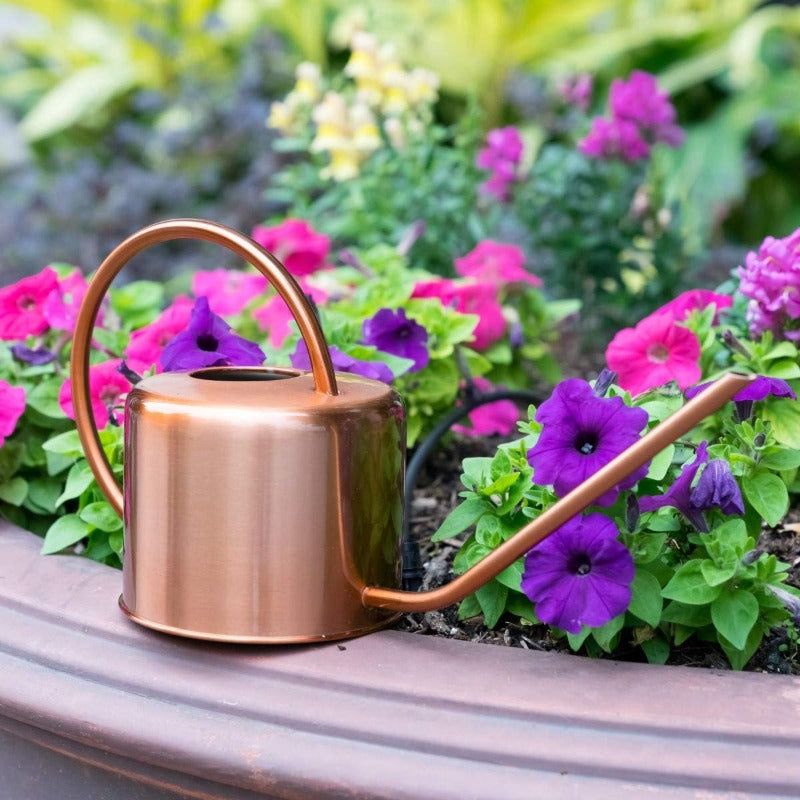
[2, 518, 800, 799]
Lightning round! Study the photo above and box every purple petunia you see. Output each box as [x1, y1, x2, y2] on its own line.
[291, 340, 393, 384]
[639, 442, 710, 531]
[10, 344, 57, 365]
[521, 513, 634, 634]
[691, 459, 745, 517]
[361, 308, 429, 372]
[527, 378, 650, 506]
[685, 374, 796, 422]
[159, 296, 265, 372]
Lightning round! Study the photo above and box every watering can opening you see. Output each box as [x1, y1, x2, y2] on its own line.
[190, 366, 300, 382]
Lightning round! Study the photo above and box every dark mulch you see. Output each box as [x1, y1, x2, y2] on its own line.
[395, 435, 800, 674]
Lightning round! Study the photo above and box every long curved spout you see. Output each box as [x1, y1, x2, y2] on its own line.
[362, 372, 756, 613]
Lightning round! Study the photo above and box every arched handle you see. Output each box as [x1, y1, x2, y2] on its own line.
[71, 218, 339, 517]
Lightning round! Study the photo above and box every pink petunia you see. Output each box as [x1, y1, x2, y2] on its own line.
[655, 289, 733, 325]
[0, 267, 59, 341]
[578, 117, 651, 163]
[124, 296, 194, 373]
[59, 359, 130, 429]
[253, 280, 329, 348]
[251, 219, 331, 276]
[192, 270, 268, 316]
[0, 380, 26, 447]
[42, 269, 96, 333]
[606, 312, 701, 396]
[454, 241, 542, 287]
[609, 71, 684, 148]
[412, 278, 506, 351]
[453, 377, 520, 437]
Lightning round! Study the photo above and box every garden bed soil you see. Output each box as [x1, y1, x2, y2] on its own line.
[399, 434, 800, 675]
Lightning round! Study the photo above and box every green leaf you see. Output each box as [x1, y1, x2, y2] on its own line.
[20, 63, 138, 142]
[641, 636, 670, 665]
[26, 380, 66, 419]
[25, 478, 62, 514]
[41, 514, 91, 554]
[661, 601, 713, 627]
[56, 461, 96, 507]
[0, 441, 24, 483]
[566, 627, 592, 651]
[762, 398, 800, 449]
[0, 476, 28, 506]
[700, 560, 737, 587]
[495, 560, 524, 592]
[476, 581, 508, 628]
[431, 497, 489, 541]
[628, 532, 667, 564]
[711, 589, 759, 651]
[42, 429, 85, 458]
[718, 624, 763, 671]
[758, 449, 800, 471]
[742, 469, 789, 527]
[646, 445, 675, 481]
[662, 560, 723, 605]
[628, 568, 663, 627]
[79, 501, 123, 532]
[506, 592, 538, 623]
[591, 613, 626, 653]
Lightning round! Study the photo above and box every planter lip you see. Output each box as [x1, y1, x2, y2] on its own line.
[2, 519, 800, 799]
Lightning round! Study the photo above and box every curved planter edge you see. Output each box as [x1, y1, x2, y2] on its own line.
[2, 518, 800, 800]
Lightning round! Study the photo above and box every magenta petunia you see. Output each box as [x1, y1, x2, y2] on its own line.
[656, 289, 733, 325]
[42, 269, 95, 334]
[452, 377, 519, 437]
[0, 267, 59, 341]
[412, 278, 506, 351]
[253, 280, 328, 348]
[558, 73, 593, 111]
[290, 340, 393, 383]
[454, 241, 542, 287]
[0, 380, 26, 447]
[521, 513, 634, 634]
[159, 297, 265, 372]
[609, 70, 684, 147]
[476, 127, 524, 202]
[606, 313, 701, 396]
[124, 296, 194, 373]
[192, 269, 268, 316]
[578, 117, 650, 162]
[251, 218, 331, 276]
[737, 228, 800, 340]
[527, 378, 650, 506]
[361, 308, 429, 372]
[59, 359, 130, 429]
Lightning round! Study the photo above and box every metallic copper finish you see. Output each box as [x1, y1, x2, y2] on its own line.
[71, 218, 338, 518]
[71, 220, 405, 642]
[362, 371, 756, 613]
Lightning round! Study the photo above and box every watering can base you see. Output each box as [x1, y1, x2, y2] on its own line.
[118, 596, 401, 644]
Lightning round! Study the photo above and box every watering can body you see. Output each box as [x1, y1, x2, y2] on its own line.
[122, 368, 404, 642]
[72, 219, 756, 644]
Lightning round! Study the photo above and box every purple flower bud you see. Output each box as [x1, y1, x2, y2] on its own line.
[690, 459, 745, 517]
[741, 548, 762, 566]
[625, 492, 640, 533]
[10, 344, 57, 365]
[767, 585, 800, 626]
[592, 368, 617, 397]
[117, 360, 143, 385]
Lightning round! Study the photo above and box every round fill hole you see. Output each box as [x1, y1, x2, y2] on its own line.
[190, 367, 298, 382]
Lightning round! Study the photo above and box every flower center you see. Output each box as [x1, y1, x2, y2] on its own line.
[646, 342, 670, 363]
[196, 334, 219, 351]
[17, 294, 36, 311]
[567, 553, 592, 576]
[100, 385, 121, 406]
[574, 431, 599, 455]
[397, 326, 410, 339]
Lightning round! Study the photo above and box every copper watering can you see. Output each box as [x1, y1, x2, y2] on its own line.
[71, 219, 755, 643]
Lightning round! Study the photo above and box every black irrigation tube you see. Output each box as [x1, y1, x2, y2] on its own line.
[401, 389, 542, 591]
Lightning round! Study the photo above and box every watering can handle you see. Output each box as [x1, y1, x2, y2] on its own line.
[362, 371, 757, 612]
[71, 218, 338, 517]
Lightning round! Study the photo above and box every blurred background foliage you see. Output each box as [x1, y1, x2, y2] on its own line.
[1, 0, 799, 281]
